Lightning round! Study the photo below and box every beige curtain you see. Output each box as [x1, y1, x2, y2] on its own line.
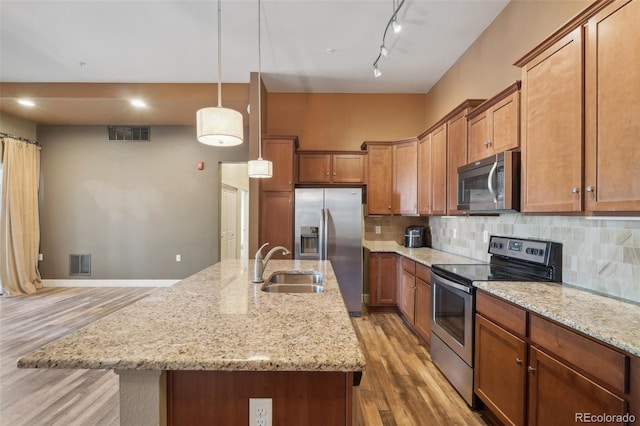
[0, 138, 42, 296]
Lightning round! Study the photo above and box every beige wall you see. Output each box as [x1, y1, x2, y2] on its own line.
[0, 112, 37, 139]
[38, 125, 248, 280]
[423, 0, 592, 127]
[267, 93, 427, 150]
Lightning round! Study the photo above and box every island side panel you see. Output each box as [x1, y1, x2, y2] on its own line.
[167, 370, 355, 425]
[115, 370, 166, 426]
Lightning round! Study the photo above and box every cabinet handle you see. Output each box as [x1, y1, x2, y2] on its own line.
[527, 366, 536, 373]
[571, 187, 579, 194]
[515, 358, 523, 365]
[484, 140, 489, 147]
[586, 186, 594, 193]
[333, 172, 336, 176]
[487, 140, 493, 147]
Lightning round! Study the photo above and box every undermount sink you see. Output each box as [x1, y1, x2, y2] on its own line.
[261, 271, 324, 293]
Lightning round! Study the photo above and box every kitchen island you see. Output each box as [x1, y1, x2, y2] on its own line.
[18, 259, 366, 425]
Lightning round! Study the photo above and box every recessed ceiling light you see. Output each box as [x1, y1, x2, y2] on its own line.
[17, 99, 35, 107]
[130, 99, 146, 108]
[326, 48, 335, 54]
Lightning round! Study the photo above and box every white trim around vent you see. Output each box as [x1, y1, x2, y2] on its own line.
[42, 279, 178, 288]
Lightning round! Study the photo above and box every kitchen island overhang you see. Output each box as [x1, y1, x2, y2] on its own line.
[18, 260, 366, 425]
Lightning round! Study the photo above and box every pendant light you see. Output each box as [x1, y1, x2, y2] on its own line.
[196, 0, 244, 146]
[248, 0, 273, 178]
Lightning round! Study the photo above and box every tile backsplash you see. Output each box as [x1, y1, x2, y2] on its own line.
[364, 216, 430, 244]
[365, 215, 640, 303]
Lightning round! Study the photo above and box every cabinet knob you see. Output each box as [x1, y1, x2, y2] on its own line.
[527, 366, 536, 373]
[484, 140, 489, 147]
[333, 172, 336, 176]
[388, 205, 391, 209]
[487, 140, 493, 147]
[326, 172, 330, 176]
[515, 358, 523, 365]
[571, 187, 579, 194]
[586, 186, 594, 193]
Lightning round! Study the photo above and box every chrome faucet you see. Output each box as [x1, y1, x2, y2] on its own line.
[252, 243, 291, 283]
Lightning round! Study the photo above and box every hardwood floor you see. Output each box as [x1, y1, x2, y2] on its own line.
[1, 288, 485, 425]
[0, 287, 156, 426]
[353, 313, 487, 426]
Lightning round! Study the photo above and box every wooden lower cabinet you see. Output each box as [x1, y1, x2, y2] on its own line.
[398, 267, 415, 323]
[475, 314, 527, 426]
[167, 370, 356, 426]
[368, 253, 396, 307]
[527, 347, 626, 426]
[413, 275, 431, 345]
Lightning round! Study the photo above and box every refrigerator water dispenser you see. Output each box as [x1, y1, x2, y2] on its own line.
[300, 226, 319, 254]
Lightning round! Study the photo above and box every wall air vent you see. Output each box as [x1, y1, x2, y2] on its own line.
[69, 254, 91, 276]
[107, 126, 150, 142]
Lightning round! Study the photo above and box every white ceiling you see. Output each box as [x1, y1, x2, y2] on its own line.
[0, 0, 509, 94]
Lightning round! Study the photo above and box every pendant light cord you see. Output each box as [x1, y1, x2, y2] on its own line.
[257, 0, 263, 160]
[217, 0, 222, 108]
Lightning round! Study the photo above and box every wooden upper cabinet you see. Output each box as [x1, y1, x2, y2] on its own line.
[260, 135, 298, 192]
[430, 123, 448, 215]
[584, 0, 640, 213]
[446, 100, 484, 215]
[516, 27, 584, 213]
[467, 83, 520, 164]
[393, 139, 418, 215]
[418, 133, 432, 215]
[364, 143, 393, 215]
[297, 152, 365, 184]
[259, 191, 293, 259]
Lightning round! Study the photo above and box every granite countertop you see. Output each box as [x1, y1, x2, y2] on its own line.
[366, 239, 640, 358]
[475, 281, 640, 358]
[363, 240, 479, 266]
[18, 259, 366, 372]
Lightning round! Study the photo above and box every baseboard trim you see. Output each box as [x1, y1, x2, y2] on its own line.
[42, 279, 178, 288]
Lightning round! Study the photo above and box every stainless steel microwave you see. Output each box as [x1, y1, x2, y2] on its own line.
[457, 151, 520, 213]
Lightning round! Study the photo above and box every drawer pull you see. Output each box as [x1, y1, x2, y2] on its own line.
[527, 366, 536, 373]
[515, 358, 523, 365]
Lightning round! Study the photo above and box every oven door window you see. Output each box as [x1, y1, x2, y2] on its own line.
[434, 282, 467, 346]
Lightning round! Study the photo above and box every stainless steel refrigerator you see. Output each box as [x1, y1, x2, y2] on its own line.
[294, 188, 363, 316]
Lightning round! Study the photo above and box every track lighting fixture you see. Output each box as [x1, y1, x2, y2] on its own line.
[371, 0, 405, 78]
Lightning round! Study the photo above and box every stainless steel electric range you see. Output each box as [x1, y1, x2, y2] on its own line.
[430, 235, 562, 407]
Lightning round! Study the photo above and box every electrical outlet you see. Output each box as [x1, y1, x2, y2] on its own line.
[482, 230, 489, 243]
[249, 398, 272, 426]
[38, 253, 43, 261]
[176, 254, 181, 262]
[375, 225, 381, 235]
[453, 228, 457, 239]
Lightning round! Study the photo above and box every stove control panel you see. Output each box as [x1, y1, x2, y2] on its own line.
[489, 236, 551, 264]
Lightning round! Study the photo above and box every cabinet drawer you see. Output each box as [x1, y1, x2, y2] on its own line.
[401, 257, 415, 274]
[476, 291, 526, 337]
[530, 314, 627, 394]
[415, 263, 430, 283]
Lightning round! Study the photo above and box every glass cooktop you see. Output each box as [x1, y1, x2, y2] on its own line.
[431, 263, 553, 286]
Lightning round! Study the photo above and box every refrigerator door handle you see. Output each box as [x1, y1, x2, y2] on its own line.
[322, 208, 329, 260]
[318, 209, 325, 260]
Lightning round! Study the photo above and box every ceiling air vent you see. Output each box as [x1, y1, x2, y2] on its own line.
[108, 126, 150, 142]
[69, 254, 91, 276]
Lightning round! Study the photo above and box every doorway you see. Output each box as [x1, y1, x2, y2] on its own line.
[219, 163, 249, 260]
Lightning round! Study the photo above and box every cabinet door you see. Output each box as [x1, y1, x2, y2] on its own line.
[298, 154, 331, 183]
[490, 90, 520, 155]
[393, 141, 418, 215]
[414, 278, 431, 345]
[585, 0, 640, 212]
[366, 145, 393, 215]
[261, 138, 295, 192]
[468, 112, 490, 164]
[259, 192, 293, 259]
[418, 134, 432, 215]
[430, 124, 448, 215]
[475, 315, 527, 426]
[527, 346, 627, 426]
[398, 269, 415, 324]
[447, 109, 469, 215]
[521, 27, 583, 212]
[368, 253, 396, 306]
[332, 154, 364, 183]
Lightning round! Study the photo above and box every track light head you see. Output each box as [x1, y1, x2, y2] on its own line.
[392, 17, 402, 34]
[380, 45, 389, 57]
[373, 66, 382, 78]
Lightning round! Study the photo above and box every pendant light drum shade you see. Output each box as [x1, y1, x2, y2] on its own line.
[197, 106, 244, 146]
[248, 158, 273, 178]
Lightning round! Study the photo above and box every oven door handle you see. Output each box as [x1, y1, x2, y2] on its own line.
[432, 273, 473, 294]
